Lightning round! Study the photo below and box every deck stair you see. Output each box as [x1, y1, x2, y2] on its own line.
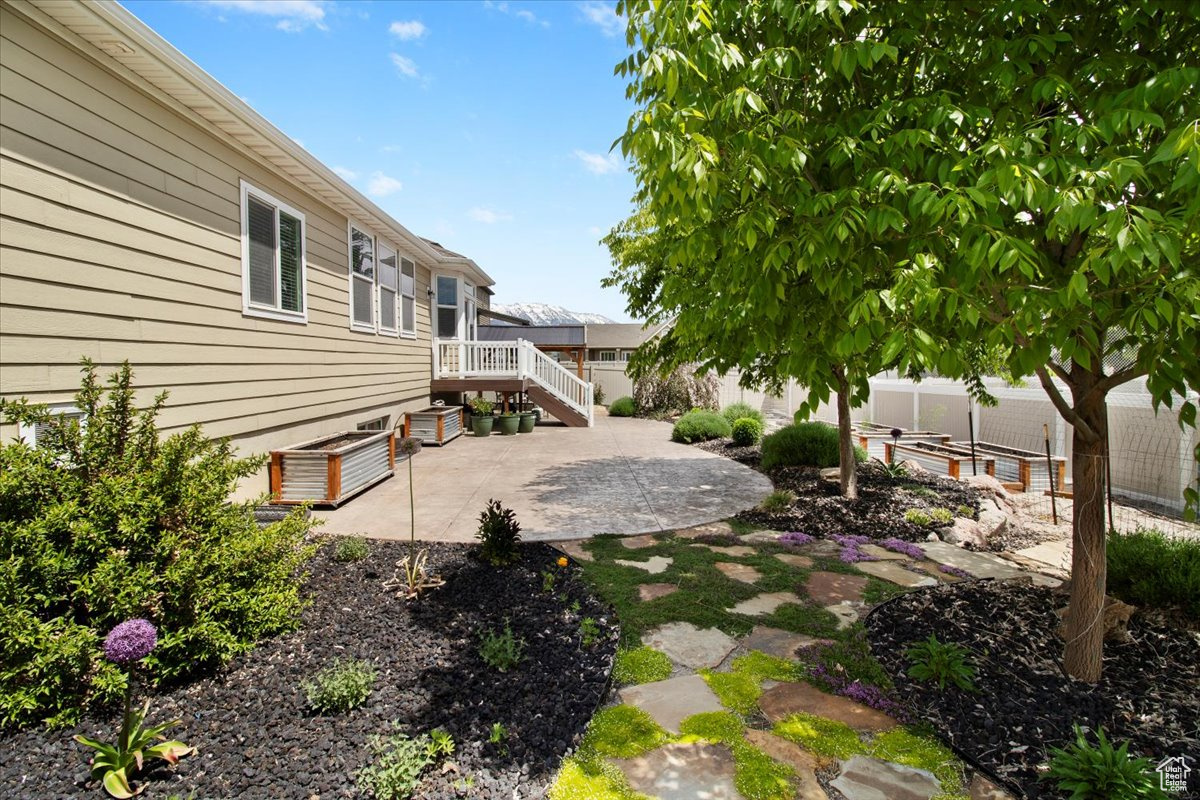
[432, 338, 594, 427]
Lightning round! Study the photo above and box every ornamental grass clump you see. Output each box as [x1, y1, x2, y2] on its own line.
[74, 620, 193, 799]
[721, 402, 765, 427]
[0, 361, 317, 729]
[761, 422, 867, 469]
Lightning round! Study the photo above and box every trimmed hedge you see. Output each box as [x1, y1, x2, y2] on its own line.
[671, 409, 732, 443]
[721, 403, 765, 427]
[761, 422, 868, 469]
[608, 396, 637, 417]
[731, 417, 764, 446]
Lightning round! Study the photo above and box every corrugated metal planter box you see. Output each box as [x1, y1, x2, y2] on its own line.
[951, 441, 1066, 492]
[886, 441, 996, 479]
[270, 430, 394, 507]
[404, 406, 464, 446]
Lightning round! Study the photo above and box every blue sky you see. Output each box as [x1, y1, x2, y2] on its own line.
[121, 0, 639, 321]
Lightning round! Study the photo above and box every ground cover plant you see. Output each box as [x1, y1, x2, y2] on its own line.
[0, 361, 317, 729]
[1, 540, 619, 798]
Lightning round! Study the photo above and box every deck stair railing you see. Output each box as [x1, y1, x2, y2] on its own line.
[434, 338, 594, 426]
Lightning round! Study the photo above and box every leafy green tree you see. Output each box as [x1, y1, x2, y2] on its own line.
[610, 0, 1198, 680]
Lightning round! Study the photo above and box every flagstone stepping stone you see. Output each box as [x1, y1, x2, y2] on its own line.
[555, 540, 593, 563]
[860, 544, 910, 561]
[715, 561, 762, 584]
[825, 601, 862, 630]
[919, 542, 1061, 587]
[798, 539, 844, 558]
[618, 674, 725, 734]
[699, 544, 757, 557]
[804, 571, 869, 604]
[639, 582, 679, 602]
[731, 592, 802, 616]
[742, 530, 783, 544]
[741, 625, 829, 660]
[854, 560, 938, 588]
[621, 533, 659, 549]
[776, 553, 814, 569]
[643, 622, 738, 669]
[759, 681, 898, 731]
[969, 774, 1017, 800]
[830, 755, 940, 800]
[614, 741, 743, 799]
[743, 730, 830, 799]
[615, 556, 672, 574]
[675, 521, 734, 539]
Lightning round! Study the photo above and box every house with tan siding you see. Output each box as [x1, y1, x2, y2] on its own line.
[0, 0, 504, 495]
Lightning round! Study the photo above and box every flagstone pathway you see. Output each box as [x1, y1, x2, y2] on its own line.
[552, 520, 1049, 800]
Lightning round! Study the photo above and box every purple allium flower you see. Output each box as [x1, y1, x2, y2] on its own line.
[104, 619, 157, 664]
[879, 537, 925, 559]
[779, 531, 815, 547]
[890, 428, 903, 439]
[939, 564, 973, 579]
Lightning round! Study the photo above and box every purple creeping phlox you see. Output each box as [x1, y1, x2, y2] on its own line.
[879, 537, 925, 559]
[939, 564, 973, 579]
[798, 642, 907, 721]
[830, 533, 876, 563]
[779, 531, 815, 547]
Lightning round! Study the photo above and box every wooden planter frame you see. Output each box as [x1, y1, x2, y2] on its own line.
[855, 426, 951, 461]
[952, 440, 1067, 492]
[270, 430, 395, 507]
[403, 406, 464, 446]
[886, 440, 996, 479]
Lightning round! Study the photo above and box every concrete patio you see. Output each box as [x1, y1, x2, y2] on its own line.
[317, 410, 773, 542]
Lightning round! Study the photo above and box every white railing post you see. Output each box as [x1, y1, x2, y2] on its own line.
[432, 338, 441, 378]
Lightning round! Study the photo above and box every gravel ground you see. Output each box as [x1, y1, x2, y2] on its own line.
[0, 541, 617, 800]
[866, 580, 1200, 799]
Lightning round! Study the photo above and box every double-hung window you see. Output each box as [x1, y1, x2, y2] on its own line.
[241, 180, 306, 322]
[377, 242, 399, 335]
[435, 275, 459, 339]
[349, 224, 375, 331]
[400, 257, 416, 337]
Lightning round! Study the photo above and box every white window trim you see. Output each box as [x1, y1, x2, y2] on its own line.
[376, 239, 400, 337]
[348, 220, 378, 334]
[435, 273, 463, 340]
[18, 403, 84, 448]
[597, 350, 618, 362]
[240, 179, 308, 324]
[400, 256, 417, 339]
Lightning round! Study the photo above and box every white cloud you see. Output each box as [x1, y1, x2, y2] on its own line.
[390, 53, 420, 78]
[579, 1, 622, 37]
[380, 144, 403, 154]
[483, 0, 549, 27]
[468, 207, 513, 224]
[388, 19, 427, 40]
[573, 149, 620, 175]
[200, 0, 329, 32]
[588, 225, 605, 236]
[367, 172, 403, 197]
[332, 166, 358, 181]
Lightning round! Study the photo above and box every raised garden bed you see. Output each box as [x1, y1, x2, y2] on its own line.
[855, 425, 951, 460]
[866, 581, 1200, 799]
[270, 430, 394, 506]
[887, 440, 996, 479]
[0, 541, 619, 799]
[952, 441, 1067, 492]
[405, 406, 465, 446]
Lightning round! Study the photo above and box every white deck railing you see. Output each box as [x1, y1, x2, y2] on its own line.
[434, 338, 594, 426]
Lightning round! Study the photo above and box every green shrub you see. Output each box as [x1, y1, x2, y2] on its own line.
[476, 499, 522, 566]
[929, 507, 953, 526]
[731, 417, 764, 447]
[479, 620, 525, 672]
[608, 396, 637, 417]
[1043, 724, 1166, 800]
[612, 647, 672, 685]
[759, 490, 796, 513]
[905, 634, 977, 691]
[303, 657, 376, 714]
[760, 422, 867, 469]
[0, 361, 317, 729]
[904, 509, 932, 526]
[722, 403, 765, 427]
[593, 385, 606, 406]
[633, 365, 720, 417]
[671, 410, 731, 443]
[356, 731, 434, 800]
[1106, 528, 1200, 617]
[334, 536, 370, 563]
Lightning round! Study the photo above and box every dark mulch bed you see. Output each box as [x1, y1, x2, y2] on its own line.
[736, 460, 981, 541]
[1, 541, 618, 800]
[693, 438, 763, 465]
[867, 580, 1200, 799]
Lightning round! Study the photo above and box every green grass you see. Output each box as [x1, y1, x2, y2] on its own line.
[612, 647, 672, 685]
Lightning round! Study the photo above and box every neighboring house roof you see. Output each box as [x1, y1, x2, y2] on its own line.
[478, 325, 586, 347]
[585, 322, 663, 350]
[14, 0, 493, 289]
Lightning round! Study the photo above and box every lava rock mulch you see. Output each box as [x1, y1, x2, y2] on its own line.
[0, 541, 618, 800]
[867, 580, 1200, 799]
[735, 460, 982, 541]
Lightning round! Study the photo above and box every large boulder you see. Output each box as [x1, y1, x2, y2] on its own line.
[963, 473, 1010, 499]
[942, 517, 986, 548]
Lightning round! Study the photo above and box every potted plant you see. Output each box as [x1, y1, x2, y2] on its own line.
[469, 397, 494, 437]
[496, 411, 521, 436]
[518, 409, 537, 433]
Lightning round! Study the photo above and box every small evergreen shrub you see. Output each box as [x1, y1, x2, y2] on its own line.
[1043, 724, 1166, 800]
[759, 490, 796, 513]
[476, 499, 522, 566]
[633, 365, 720, 418]
[592, 385, 606, 406]
[608, 396, 637, 417]
[731, 417, 764, 446]
[760, 422, 867, 469]
[334, 536, 370, 563]
[671, 409, 731, 443]
[0, 361, 317, 729]
[1106, 528, 1200, 618]
[721, 403, 765, 427]
[303, 657, 376, 714]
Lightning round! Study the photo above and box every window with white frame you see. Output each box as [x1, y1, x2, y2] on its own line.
[18, 403, 84, 449]
[435, 275, 459, 338]
[356, 415, 390, 431]
[597, 350, 617, 362]
[400, 257, 416, 336]
[377, 242, 399, 334]
[241, 181, 306, 322]
[620, 351, 632, 362]
[349, 225, 375, 330]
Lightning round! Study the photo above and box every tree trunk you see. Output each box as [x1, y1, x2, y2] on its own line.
[1062, 387, 1108, 682]
[833, 366, 858, 500]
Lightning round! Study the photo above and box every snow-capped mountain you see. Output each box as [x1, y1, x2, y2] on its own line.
[491, 303, 616, 326]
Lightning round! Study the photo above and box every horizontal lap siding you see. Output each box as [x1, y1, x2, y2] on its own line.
[0, 10, 435, 477]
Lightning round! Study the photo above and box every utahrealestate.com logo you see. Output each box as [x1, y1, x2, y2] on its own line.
[1156, 755, 1192, 793]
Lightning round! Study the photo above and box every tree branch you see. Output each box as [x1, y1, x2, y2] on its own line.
[1093, 364, 1147, 397]
[1036, 366, 1100, 443]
